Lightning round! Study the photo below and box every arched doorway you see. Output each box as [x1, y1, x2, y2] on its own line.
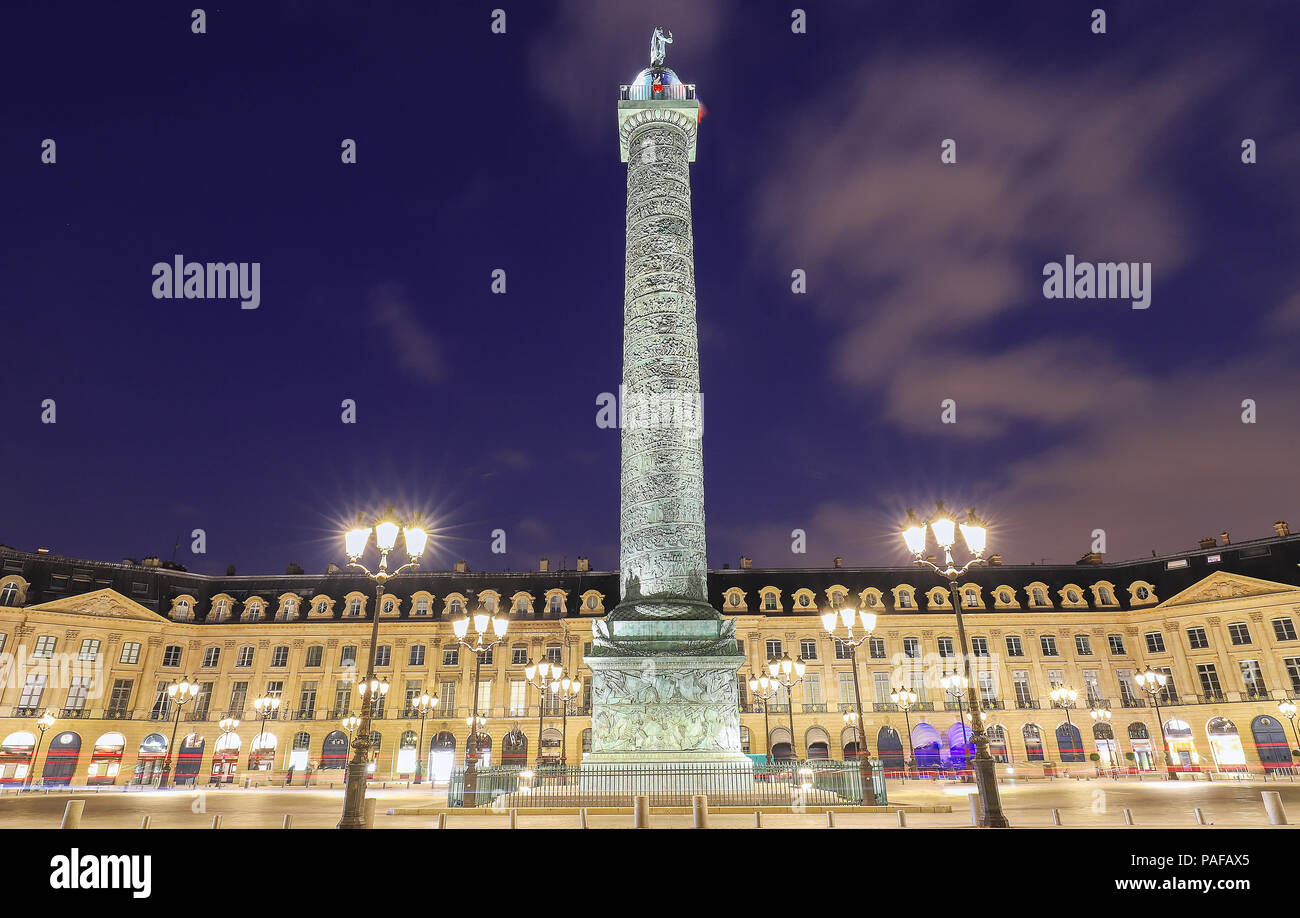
[805, 726, 831, 760]
[0, 732, 35, 785]
[876, 726, 904, 770]
[986, 725, 1009, 763]
[539, 728, 563, 765]
[366, 732, 382, 774]
[1251, 715, 1294, 773]
[429, 731, 455, 783]
[1055, 723, 1084, 763]
[1022, 724, 1045, 762]
[396, 730, 419, 777]
[89, 732, 126, 785]
[175, 733, 205, 784]
[249, 732, 276, 771]
[912, 723, 942, 770]
[502, 729, 528, 766]
[1164, 719, 1196, 770]
[135, 733, 168, 785]
[1206, 717, 1247, 773]
[212, 731, 240, 783]
[947, 722, 973, 768]
[1093, 723, 1120, 768]
[769, 726, 794, 762]
[42, 731, 81, 786]
[321, 731, 348, 770]
[288, 732, 310, 774]
[1128, 722, 1153, 770]
[842, 726, 861, 761]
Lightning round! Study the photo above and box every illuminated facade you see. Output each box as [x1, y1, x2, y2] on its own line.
[2, 522, 1299, 785]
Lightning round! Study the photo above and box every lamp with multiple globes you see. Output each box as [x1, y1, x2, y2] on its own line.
[524, 658, 559, 766]
[1133, 666, 1177, 779]
[748, 672, 779, 766]
[22, 710, 57, 790]
[768, 653, 806, 762]
[409, 692, 439, 783]
[157, 678, 200, 789]
[451, 599, 510, 806]
[549, 673, 583, 767]
[889, 685, 918, 778]
[820, 599, 879, 805]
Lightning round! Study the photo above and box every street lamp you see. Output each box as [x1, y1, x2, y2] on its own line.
[768, 653, 806, 763]
[1090, 707, 1116, 770]
[1134, 666, 1177, 779]
[550, 673, 582, 767]
[820, 599, 879, 805]
[941, 670, 971, 774]
[337, 507, 427, 829]
[524, 658, 557, 766]
[22, 710, 57, 790]
[157, 677, 199, 789]
[748, 672, 778, 765]
[250, 693, 281, 778]
[1050, 685, 1079, 769]
[217, 716, 239, 785]
[452, 600, 510, 806]
[902, 503, 1008, 827]
[342, 715, 361, 742]
[1278, 700, 1300, 760]
[410, 692, 439, 783]
[891, 686, 918, 778]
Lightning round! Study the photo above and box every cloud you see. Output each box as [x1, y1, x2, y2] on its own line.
[368, 282, 443, 384]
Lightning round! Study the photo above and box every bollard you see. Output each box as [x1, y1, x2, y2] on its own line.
[1263, 791, 1288, 825]
[692, 795, 709, 829]
[436, 812, 447, 830]
[632, 794, 650, 828]
[60, 800, 85, 829]
[826, 810, 835, 828]
[363, 797, 377, 829]
[211, 814, 223, 829]
[968, 793, 980, 827]
[140, 815, 152, 830]
[1194, 807, 1206, 826]
[897, 810, 907, 827]
[754, 810, 762, 828]
[1123, 807, 1134, 826]
[1050, 808, 1062, 826]
[509, 808, 518, 829]
[282, 814, 293, 829]
[579, 808, 588, 829]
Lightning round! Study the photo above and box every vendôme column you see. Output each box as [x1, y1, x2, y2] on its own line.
[584, 29, 750, 782]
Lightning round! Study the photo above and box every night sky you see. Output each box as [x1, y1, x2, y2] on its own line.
[4, 0, 1298, 576]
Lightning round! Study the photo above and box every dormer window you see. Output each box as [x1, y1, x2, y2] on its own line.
[0, 583, 18, 606]
[799, 594, 811, 608]
[515, 596, 530, 613]
[246, 602, 262, 621]
[1032, 588, 1047, 606]
[382, 599, 394, 614]
[763, 593, 778, 611]
[213, 598, 229, 620]
[1136, 586, 1150, 601]
[450, 598, 463, 615]
[964, 589, 977, 608]
[315, 600, 328, 614]
[549, 595, 562, 614]
[284, 599, 296, 616]
[585, 595, 598, 609]
[1100, 587, 1113, 604]
[414, 597, 429, 615]
[865, 593, 878, 608]
[348, 598, 361, 616]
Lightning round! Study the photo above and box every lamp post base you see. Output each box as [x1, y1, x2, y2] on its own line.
[337, 760, 370, 829]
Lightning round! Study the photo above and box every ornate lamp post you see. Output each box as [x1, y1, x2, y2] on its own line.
[452, 601, 510, 806]
[768, 653, 806, 762]
[342, 715, 361, 743]
[1090, 707, 1115, 770]
[1050, 685, 1079, 768]
[940, 670, 970, 773]
[23, 710, 57, 790]
[524, 658, 557, 765]
[1278, 700, 1300, 759]
[250, 693, 281, 777]
[550, 673, 582, 767]
[216, 716, 239, 784]
[157, 677, 199, 789]
[902, 503, 1008, 826]
[748, 672, 778, 765]
[891, 686, 917, 778]
[410, 692, 438, 783]
[1134, 666, 1177, 779]
[336, 508, 427, 829]
[821, 601, 879, 805]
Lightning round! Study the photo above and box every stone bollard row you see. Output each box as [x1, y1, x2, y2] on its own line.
[60, 800, 85, 829]
[1263, 791, 1288, 825]
[632, 794, 650, 828]
[692, 795, 709, 829]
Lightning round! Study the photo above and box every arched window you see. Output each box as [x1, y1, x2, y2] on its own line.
[548, 595, 562, 614]
[450, 598, 463, 615]
[1055, 723, 1084, 762]
[1032, 588, 1047, 606]
[348, 598, 362, 616]
[763, 593, 778, 611]
[414, 596, 429, 615]
[898, 590, 913, 609]
[964, 589, 978, 607]
[1100, 586, 1114, 604]
[0, 583, 18, 606]
[515, 596, 530, 613]
[986, 725, 1009, 763]
[1023, 724, 1045, 761]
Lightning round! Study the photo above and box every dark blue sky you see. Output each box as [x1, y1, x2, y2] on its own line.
[4, 0, 1298, 575]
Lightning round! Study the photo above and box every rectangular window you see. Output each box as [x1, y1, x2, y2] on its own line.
[298, 681, 317, 718]
[1239, 659, 1267, 697]
[442, 647, 459, 666]
[1272, 618, 1298, 642]
[107, 679, 133, 716]
[477, 648, 494, 666]
[161, 645, 182, 667]
[509, 680, 528, 716]
[1285, 658, 1300, 695]
[1074, 634, 1093, 656]
[903, 638, 920, 659]
[511, 648, 528, 666]
[978, 670, 996, 703]
[1228, 623, 1251, 646]
[229, 681, 248, 716]
[33, 635, 57, 658]
[341, 645, 357, 667]
[873, 672, 890, 705]
[270, 646, 289, 667]
[800, 639, 818, 660]
[409, 644, 426, 666]
[477, 680, 492, 712]
[150, 681, 171, 720]
[1186, 627, 1209, 650]
[265, 681, 283, 700]
[19, 673, 47, 709]
[119, 641, 141, 664]
[834, 639, 853, 660]
[236, 646, 254, 668]
[804, 673, 822, 706]
[1046, 669, 1065, 691]
[1144, 632, 1166, 654]
[1108, 634, 1126, 655]
[1083, 670, 1102, 705]
[838, 673, 856, 708]
[937, 637, 954, 658]
[868, 637, 886, 659]
[765, 639, 783, 659]
[1197, 663, 1223, 699]
[1005, 636, 1024, 657]
[1040, 635, 1058, 657]
[77, 638, 100, 661]
[438, 681, 456, 716]
[64, 676, 91, 711]
[909, 669, 926, 702]
[193, 682, 212, 720]
[201, 646, 220, 668]
[1012, 671, 1032, 706]
[1155, 666, 1177, 704]
[545, 646, 563, 665]
[332, 682, 352, 717]
[970, 637, 989, 657]
[305, 646, 323, 667]
[375, 645, 391, 667]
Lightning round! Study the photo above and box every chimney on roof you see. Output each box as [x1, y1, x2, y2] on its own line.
[454, 559, 468, 573]
[286, 562, 304, 575]
[988, 554, 1003, 566]
[141, 556, 160, 567]
[1220, 530, 1231, 546]
[740, 556, 752, 570]
[1276, 520, 1291, 537]
[539, 558, 549, 572]
[833, 556, 843, 569]
[1076, 552, 1103, 565]
[576, 556, 590, 572]
[1198, 537, 1217, 550]
[326, 562, 340, 574]
[36, 547, 51, 555]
